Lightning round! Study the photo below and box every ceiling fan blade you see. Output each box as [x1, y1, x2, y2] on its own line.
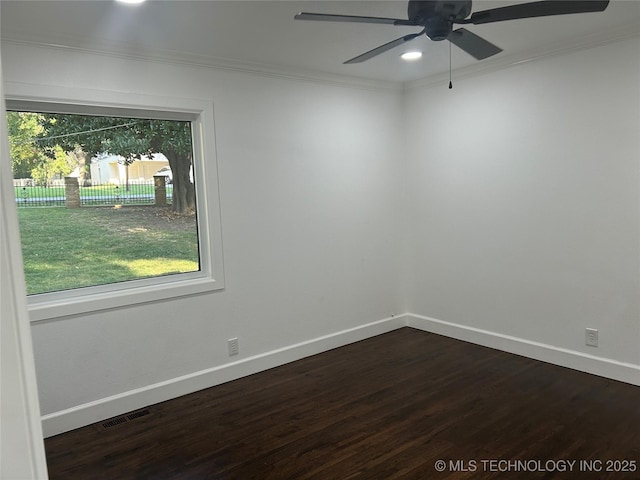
[295, 12, 417, 26]
[466, 1, 609, 25]
[449, 28, 502, 60]
[344, 33, 422, 64]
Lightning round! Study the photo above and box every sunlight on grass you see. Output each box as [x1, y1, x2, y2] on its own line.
[17, 206, 199, 294]
[114, 258, 199, 277]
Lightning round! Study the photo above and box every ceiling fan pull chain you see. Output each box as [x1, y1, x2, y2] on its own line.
[449, 40, 453, 89]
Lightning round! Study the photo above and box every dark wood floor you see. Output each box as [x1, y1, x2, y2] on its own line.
[45, 328, 640, 479]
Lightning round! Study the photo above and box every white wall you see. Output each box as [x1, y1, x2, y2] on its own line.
[405, 37, 640, 373]
[1, 42, 406, 433]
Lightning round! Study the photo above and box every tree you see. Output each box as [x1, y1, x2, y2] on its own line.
[6, 111, 48, 179]
[38, 114, 194, 214]
[30, 146, 76, 186]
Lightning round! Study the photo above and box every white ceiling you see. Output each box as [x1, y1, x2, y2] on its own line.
[1, 0, 639, 85]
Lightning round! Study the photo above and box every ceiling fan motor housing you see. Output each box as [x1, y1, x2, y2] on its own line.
[408, 0, 472, 40]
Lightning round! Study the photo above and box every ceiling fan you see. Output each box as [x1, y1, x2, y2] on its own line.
[294, 1, 610, 64]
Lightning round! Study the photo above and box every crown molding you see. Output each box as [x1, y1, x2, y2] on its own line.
[403, 21, 640, 92]
[0, 37, 402, 94]
[2, 19, 638, 94]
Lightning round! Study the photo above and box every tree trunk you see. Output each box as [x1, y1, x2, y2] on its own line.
[75, 149, 92, 187]
[165, 151, 194, 214]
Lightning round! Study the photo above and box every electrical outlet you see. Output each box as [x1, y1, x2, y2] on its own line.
[228, 337, 239, 356]
[585, 328, 598, 347]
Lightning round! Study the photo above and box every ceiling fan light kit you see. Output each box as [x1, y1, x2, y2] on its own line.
[295, 0, 610, 65]
[401, 51, 423, 61]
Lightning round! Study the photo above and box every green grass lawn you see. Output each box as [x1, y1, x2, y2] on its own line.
[17, 206, 198, 295]
[15, 184, 173, 198]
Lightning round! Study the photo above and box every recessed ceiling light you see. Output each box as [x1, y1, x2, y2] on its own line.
[116, 0, 146, 4]
[401, 51, 423, 61]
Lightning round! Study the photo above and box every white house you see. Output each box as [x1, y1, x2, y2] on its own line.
[90, 153, 169, 184]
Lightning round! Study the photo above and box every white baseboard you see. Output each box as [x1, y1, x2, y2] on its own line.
[41, 315, 406, 437]
[406, 313, 640, 387]
[42, 312, 640, 437]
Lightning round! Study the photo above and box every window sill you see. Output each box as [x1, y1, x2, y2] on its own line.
[28, 274, 223, 322]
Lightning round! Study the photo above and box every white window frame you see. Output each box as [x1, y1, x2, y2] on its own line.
[5, 84, 225, 322]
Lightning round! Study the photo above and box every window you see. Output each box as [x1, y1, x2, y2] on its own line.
[5, 91, 224, 321]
